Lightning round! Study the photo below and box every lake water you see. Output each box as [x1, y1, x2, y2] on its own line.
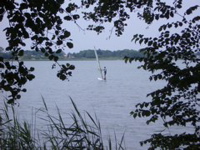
[0, 60, 192, 149]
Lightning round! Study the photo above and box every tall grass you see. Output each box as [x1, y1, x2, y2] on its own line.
[0, 98, 126, 150]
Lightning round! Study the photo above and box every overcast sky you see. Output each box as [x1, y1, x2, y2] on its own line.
[1, 0, 199, 53]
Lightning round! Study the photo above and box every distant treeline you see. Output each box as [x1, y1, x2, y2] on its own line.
[67, 49, 143, 59]
[0, 48, 143, 60]
[0, 50, 67, 60]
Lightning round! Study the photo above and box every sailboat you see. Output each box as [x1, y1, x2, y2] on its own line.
[94, 49, 104, 80]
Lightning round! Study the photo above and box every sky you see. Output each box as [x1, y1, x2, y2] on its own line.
[0, 0, 199, 53]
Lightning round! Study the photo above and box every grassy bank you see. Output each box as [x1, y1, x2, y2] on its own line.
[0, 98, 125, 150]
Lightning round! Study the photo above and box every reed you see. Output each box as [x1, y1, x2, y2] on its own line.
[0, 98, 126, 150]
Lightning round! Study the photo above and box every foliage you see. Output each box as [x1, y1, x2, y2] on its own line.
[80, 0, 200, 149]
[81, 0, 155, 36]
[1, 49, 143, 60]
[130, 1, 200, 150]
[0, 0, 77, 104]
[0, 98, 125, 150]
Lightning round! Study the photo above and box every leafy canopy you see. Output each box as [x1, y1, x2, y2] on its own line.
[81, 0, 200, 149]
[0, 0, 78, 104]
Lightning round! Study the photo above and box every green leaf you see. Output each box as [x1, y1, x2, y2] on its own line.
[22, 88, 27, 92]
[64, 30, 71, 38]
[148, 41, 153, 46]
[57, 0, 64, 4]
[18, 50, 24, 56]
[27, 74, 35, 80]
[57, 40, 63, 45]
[0, 62, 4, 68]
[170, 11, 174, 17]
[67, 42, 73, 48]
[185, 5, 199, 15]
[20, 3, 28, 10]
[41, 48, 46, 53]
[192, 16, 200, 23]
[60, 74, 66, 80]
[29, 67, 34, 71]
[56, 49, 62, 53]
[49, 55, 54, 60]
[54, 56, 59, 62]
[155, 14, 159, 20]
[16, 95, 21, 99]
[73, 14, 79, 20]
[7, 99, 14, 104]
[65, 7, 71, 13]
[139, 39, 143, 44]
[64, 16, 72, 21]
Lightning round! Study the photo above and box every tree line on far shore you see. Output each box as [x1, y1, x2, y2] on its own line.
[67, 49, 143, 59]
[0, 47, 143, 60]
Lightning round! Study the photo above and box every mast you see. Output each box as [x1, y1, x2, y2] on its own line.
[94, 48, 104, 79]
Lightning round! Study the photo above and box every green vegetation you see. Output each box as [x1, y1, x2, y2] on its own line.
[68, 49, 143, 60]
[81, 0, 200, 149]
[0, 0, 76, 104]
[0, 48, 143, 60]
[0, 99, 125, 150]
[22, 50, 67, 60]
[0, 49, 67, 60]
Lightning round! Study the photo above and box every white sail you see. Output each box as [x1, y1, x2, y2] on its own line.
[94, 49, 104, 80]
